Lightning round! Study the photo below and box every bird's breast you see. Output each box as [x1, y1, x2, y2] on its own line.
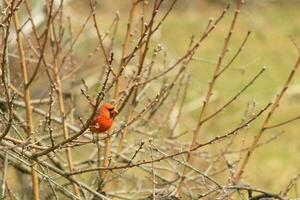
[90, 116, 113, 133]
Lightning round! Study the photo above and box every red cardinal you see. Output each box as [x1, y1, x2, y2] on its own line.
[90, 103, 118, 133]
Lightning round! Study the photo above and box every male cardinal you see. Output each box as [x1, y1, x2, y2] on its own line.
[89, 103, 118, 133]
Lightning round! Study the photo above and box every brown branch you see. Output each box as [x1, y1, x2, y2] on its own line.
[176, 0, 244, 195]
[50, 18, 81, 197]
[67, 103, 270, 175]
[89, 0, 109, 64]
[31, 92, 104, 158]
[26, 0, 54, 88]
[201, 67, 265, 124]
[265, 115, 300, 130]
[233, 53, 300, 183]
[13, 8, 39, 200]
[113, 0, 137, 98]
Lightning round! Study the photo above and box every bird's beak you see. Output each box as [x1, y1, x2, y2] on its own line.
[112, 108, 118, 117]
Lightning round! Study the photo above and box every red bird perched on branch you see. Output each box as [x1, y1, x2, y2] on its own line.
[90, 103, 118, 133]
